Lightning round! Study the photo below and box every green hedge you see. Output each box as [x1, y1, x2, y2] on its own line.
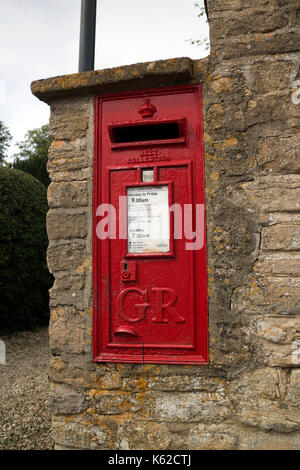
[0, 168, 53, 333]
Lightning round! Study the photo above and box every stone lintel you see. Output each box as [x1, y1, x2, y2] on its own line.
[31, 57, 205, 104]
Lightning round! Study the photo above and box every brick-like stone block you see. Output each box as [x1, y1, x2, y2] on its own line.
[188, 424, 238, 450]
[256, 133, 300, 174]
[117, 421, 173, 450]
[210, 9, 287, 39]
[49, 306, 86, 354]
[256, 254, 300, 276]
[285, 369, 300, 405]
[154, 392, 230, 423]
[50, 383, 88, 415]
[90, 391, 142, 415]
[47, 241, 86, 273]
[48, 138, 88, 172]
[48, 181, 89, 208]
[52, 419, 116, 450]
[49, 272, 85, 308]
[47, 210, 88, 240]
[262, 225, 300, 250]
[231, 176, 300, 218]
[240, 409, 300, 432]
[49, 100, 89, 140]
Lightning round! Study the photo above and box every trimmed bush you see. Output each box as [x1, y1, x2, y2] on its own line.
[0, 168, 53, 333]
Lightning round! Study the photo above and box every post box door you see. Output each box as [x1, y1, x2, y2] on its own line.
[93, 85, 208, 364]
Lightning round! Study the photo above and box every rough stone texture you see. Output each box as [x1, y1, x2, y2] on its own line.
[31, 0, 300, 450]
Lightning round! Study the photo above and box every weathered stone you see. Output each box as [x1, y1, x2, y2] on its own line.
[154, 392, 230, 423]
[117, 421, 172, 450]
[238, 428, 300, 450]
[48, 181, 89, 208]
[230, 176, 300, 219]
[255, 254, 300, 276]
[31, 58, 194, 104]
[47, 241, 86, 273]
[52, 419, 116, 450]
[49, 99, 89, 140]
[211, 9, 288, 39]
[148, 376, 225, 393]
[48, 167, 91, 182]
[245, 61, 297, 94]
[88, 390, 142, 415]
[257, 316, 300, 340]
[47, 210, 88, 240]
[213, 31, 300, 60]
[50, 383, 88, 415]
[285, 369, 300, 405]
[49, 272, 85, 308]
[48, 138, 88, 169]
[256, 134, 300, 174]
[257, 320, 288, 344]
[231, 368, 279, 401]
[206, 0, 249, 12]
[50, 356, 98, 390]
[188, 424, 238, 450]
[262, 225, 300, 251]
[240, 409, 300, 432]
[49, 307, 86, 354]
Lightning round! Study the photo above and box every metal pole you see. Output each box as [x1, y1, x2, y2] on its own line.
[78, 0, 97, 72]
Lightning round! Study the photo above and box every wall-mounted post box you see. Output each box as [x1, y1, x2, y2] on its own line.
[93, 85, 208, 364]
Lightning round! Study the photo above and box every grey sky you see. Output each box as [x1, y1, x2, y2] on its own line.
[0, 0, 209, 158]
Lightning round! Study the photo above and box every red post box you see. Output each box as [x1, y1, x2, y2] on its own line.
[93, 85, 208, 364]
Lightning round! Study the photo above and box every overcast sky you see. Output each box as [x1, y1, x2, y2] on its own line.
[0, 0, 209, 159]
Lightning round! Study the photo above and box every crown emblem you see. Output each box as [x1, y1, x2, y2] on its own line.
[138, 99, 157, 118]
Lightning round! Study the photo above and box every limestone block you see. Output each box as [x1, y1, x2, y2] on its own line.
[238, 428, 300, 450]
[48, 167, 91, 182]
[255, 254, 300, 276]
[245, 61, 297, 94]
[232, 368, 279, 401]
[50, 383, 88, 415]
[210, 9, 287, 39]
[48, 181, 89, 209]
[257, 317, 300, 343]
[50, 356, 99, 391]
[48, 138, 88, 171]
[256, 134, 300, 174]
[49, 306, 86, 355]
[214, 31, 300, 61]
[47, 210, 88, 240]
[90, 391, 142, 415]
[255, 316, 300, 366]
[117, 421, 172, 450]
[49, 99, 89, 140]
[240, 408, 300, 432]
[52, 419, 116, 450]
[285, 369, 300, 405]
[47, 241, 86, 273]
[187, 424, 238, 450]
[230, 175, 300, 219]
[206, 0, 250, 13]
[49, 272, 85, 308]
[262, 225, 300, 251]
[148, 376, 225, 393]
[264, 277, 300, 316]
[154, 392, 230, 423]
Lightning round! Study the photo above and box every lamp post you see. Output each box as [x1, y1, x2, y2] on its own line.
[78, 0, 97, 72]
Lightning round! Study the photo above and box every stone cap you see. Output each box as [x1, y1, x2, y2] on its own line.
[31, 57, 208, 104]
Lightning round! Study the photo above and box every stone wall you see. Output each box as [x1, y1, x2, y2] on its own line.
[31, 0, 300, 449]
